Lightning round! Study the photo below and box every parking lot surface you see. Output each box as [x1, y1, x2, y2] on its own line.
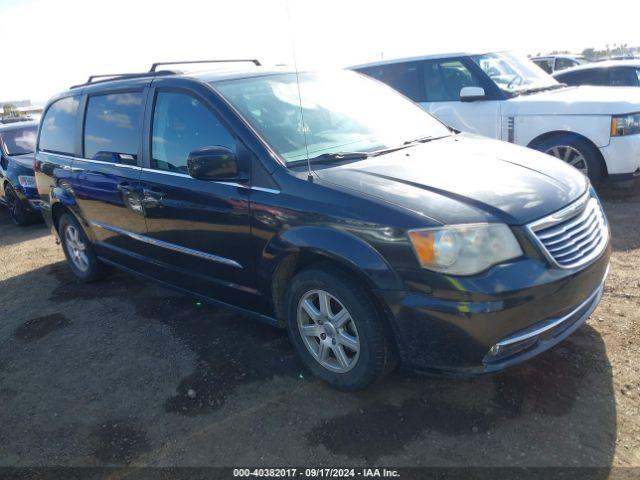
[0, 189, 638, 470]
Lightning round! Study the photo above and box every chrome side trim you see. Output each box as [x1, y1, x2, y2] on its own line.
[140, 168, 281, 193]
[141, 167, 190, 178]
[41, 152, 143, 170]
[39, 154, 282, 193]
[40, 152, 77, 161]
[91, 221, 243, 269]
[496, 275, 606, 348]
[78, 157, 142, 170]
[251, 186, 281, 194]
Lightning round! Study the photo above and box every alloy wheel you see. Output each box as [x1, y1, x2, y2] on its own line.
[64, 225, 89, 272]
[545, 145, 589, 176]
[297, 289, 360, 373]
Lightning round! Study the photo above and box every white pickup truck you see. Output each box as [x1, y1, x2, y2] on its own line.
[352, 51, 640, 185]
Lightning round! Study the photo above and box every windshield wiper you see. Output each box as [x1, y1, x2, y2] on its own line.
[289, 135, 451, 167]
[402, 135, 446, 145]
[367, 135, 450, 157]
[512, 83, 568, 96]
[288, 151, 371, 167]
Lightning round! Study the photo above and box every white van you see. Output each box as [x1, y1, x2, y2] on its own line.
[352, 51, 640, 185]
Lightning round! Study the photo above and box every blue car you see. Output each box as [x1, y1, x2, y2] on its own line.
[0, 120, 42, 225]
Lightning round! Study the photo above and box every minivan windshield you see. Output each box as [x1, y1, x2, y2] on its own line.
[472, 52, 562, 94]
[214, 71, 451, 164]
[2, 125, 37, 155]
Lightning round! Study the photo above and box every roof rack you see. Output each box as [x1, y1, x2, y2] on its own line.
[71, 59, 261, 89]
[149, 59, 261, 72]
[70, 70, 180, 89]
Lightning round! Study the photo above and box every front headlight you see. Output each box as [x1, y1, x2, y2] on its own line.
[611, 112, 640, 136]
[408, 224, 523, 276]
[18, 175, 37, 188]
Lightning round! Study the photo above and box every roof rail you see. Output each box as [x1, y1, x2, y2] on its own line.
[70, 70, 180, 89]
[149, 59, 261, 72]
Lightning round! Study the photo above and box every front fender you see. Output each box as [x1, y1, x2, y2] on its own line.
[261, 226, 404, 291]
[513, 114, 612, 148]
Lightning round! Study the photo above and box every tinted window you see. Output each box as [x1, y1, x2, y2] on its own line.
[557, 68, 607, 86]
[533, 58, 553, 74]
[609, 68, 640, 87]
[39, 96, 80, 155]
[358, 63, 423, 101]
[2, 126, 37, 155]
[151, 92, 235, 173]
[84, 92, 144, 164]
[555, 58, 578, 71]
[422, 60, 481, 102]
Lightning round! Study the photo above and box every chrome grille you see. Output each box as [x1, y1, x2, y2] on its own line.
[528, 193, 608, 269]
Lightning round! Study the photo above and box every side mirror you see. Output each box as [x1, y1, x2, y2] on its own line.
[460, 86, 486, 102]
[187, 146, 241, 181]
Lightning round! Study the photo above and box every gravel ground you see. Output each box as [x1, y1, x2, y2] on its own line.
[0, 187, 638, 471]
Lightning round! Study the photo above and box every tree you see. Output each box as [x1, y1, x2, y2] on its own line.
[1, 104, 18, 117]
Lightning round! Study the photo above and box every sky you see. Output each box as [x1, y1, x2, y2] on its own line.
[1, 0, 639, 103]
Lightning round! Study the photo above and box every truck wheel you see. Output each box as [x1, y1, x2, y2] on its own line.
[535, 135, 605, 184]
[58, 213, 108, 282]
[285, 266, 397, 390]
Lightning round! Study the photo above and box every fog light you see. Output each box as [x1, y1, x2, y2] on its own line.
[489, 344, 501, 356]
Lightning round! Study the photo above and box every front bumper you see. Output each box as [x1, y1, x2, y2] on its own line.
[599, 134, 640, 177]
[376, 243, 610, 376]
[481, 279, 603, 372]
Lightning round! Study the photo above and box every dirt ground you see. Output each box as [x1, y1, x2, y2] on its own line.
[0, 187, 638, 472]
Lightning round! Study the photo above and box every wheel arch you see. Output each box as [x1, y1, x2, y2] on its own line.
[263, 226, 403, 324]
[50, 201, 96, 241]
[51, 201, 70, 233]
[527, 130, 608, 177]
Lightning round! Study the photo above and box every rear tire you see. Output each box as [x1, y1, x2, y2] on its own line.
[5, 184, 31, 226]
[58, 213, 108, 282]
[534, 134, 605, 184]
[284, 265, 396, 390]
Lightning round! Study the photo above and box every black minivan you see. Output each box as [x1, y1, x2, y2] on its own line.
[35, 61, 610, 390]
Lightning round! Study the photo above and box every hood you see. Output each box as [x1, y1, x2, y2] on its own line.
[315, 134, 588, 225]
[7, 152, 36, 171]
[508, 85, 640, 115]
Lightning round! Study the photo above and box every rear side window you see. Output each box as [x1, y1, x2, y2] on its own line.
[358, 63, 423, 102]
[533, 59, 553, 74]
[84, 92, 144, 164]
[151, 92, 235, 173]
[555, 58, 578, 71]
[39, 96, 80, 155]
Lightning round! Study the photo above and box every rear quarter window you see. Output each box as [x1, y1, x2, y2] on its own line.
[39, 96, 81, 155]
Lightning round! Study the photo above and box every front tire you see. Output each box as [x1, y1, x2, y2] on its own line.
[58, 213, 108, 282]
[534, 134, 605, 184]
[284, 266, 396, 390]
